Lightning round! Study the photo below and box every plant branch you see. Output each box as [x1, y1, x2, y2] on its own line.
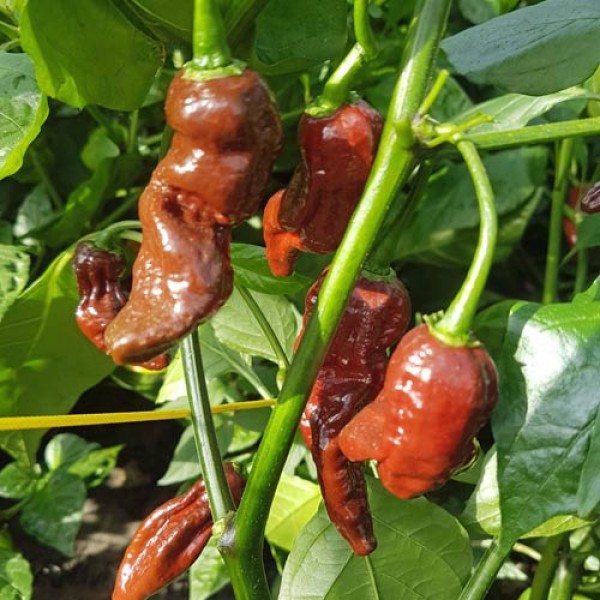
[530, 533, 569, 600]
[221, 2, 452, 597]
[354, 0, 377, 58]
[182, 330, 234, 520]
[458, 538, 511, 600]
[467, 117, 600, 150]
[192, 0, 232, 70]
[543, 138, 574, 304]
[433, 138, 498, 344]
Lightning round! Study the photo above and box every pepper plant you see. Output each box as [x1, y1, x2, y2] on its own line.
[1, 0, 600, 599]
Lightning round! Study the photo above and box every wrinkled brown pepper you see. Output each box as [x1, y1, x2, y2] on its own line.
[263, 101, 382, 276]
[297, 270, 411, 554]
[113, 463, 245, 600]
[105, 69, 283, 364]
[581, 181, 600, 214]
[72, 242, 167, 370]
[340, 324, 498, 500]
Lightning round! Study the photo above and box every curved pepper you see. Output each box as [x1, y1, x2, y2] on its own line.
[264, 101, 383, 276]
[339, 323, 498, 499]
[105, 69, 283, 364]
[298, 270, 411, 554]
[113, 463, 245, 600]
[72, 242, 168, 371]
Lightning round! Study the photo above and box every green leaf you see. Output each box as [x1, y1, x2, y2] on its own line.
[473, 299, 520, 361]
[0, 548, 32, 600]
[0, 53, 48, 180]
[20, 0, 163, 110]
[81, 128, 120, 171]
[0, 251, 114, 465]
[458, 0, 519, 24]
[0, 463, 37, 500]
[211, 287, 301, 363]
[44, 433, 98, 471]
[188, 537, 229, 600]
[67, 445, 122, 488]
[0, 244, 29, 324]
[576, 213, 600, 250]
[492, 296, 600, 543]
[127, 0, 193, 42]
[13, 185, 54, 239]
[460, 448, 591, 539]
[392, 147, 547, 266]
[20, 470, 86, 556]
[231, 244, 311, 295]
[266, 475, 320, 552]
[455, 88, 590, 134]
[45, 154, 143, 247]
[254, 0, 347, 74]
[442, 0, 600, 95]
[280, 480, 472, 599]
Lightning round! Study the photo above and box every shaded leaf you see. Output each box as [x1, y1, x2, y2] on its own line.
[21, 0, 163, 110]
[0, 463, 37, 500]
[458, 0, 519, 24]
[442, 0, 600, 95]
[188, 537, 229, 600]
[13, 185, 54, 239]
[20, 471, 86, 556]
[254, 0, 347, 74]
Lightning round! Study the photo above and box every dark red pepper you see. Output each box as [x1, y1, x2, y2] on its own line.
[72, 242, 167, 370]
[113, 463, 245, 600]
[339, 324, 498, 499]
[105, 69, 283, 364]
[298, 270, 411, 554]
[263, 101, 383, 276]
[581, 181, 600, 214]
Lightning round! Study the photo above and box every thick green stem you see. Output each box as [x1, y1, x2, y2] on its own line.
[548, 557, 579, 600]
[543, 139, 574, 304]
[192, 0, 232, 70]
[181, 331, 234, 520]
[236, 284, 290, 370]
[530, 533, 569, 600]
[354, 0, 377, 58]
[309, 44, 369, 116]
[221, 2, 452, 598]
[468, 117, 600, 150]
[434, 139, 497, 344]
[458, 539, 511, 600]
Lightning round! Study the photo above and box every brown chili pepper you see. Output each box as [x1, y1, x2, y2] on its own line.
[297, 269, 411, 554]
[339, 324, 498, 500]
[113, 463, 245, 600]
[581, 181, 600, 214]
[72, 242, 168, 370]
[263, 101, 383, 276]
[105, 69, 283, 364]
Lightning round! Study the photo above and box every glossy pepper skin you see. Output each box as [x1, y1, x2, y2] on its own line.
[113, 463, 245, 600]
[298, 270, 411, 554]
[72, 242, 167, 371]
[105, 69, 283, 364]
[339, 324, 498, 500]
[581, 182, 600, 214]
[263, 101, 383, 276]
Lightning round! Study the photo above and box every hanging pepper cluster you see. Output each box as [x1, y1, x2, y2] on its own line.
[100, 68, 283, 365]
[113, 463, 245, 600]
[263, 101, 382, 276]
[340, 324, 498, 499]
[297, 269, 411, 555]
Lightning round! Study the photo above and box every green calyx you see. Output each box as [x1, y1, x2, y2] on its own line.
[183, 59, 246, 82]
[424, 312, 480, 348]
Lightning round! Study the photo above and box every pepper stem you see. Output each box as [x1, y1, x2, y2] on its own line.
[181, 330, 235, 520]
[354, 0, 377, 58]
[432, 138, 498, 346]
[192, 0, 232, 70]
